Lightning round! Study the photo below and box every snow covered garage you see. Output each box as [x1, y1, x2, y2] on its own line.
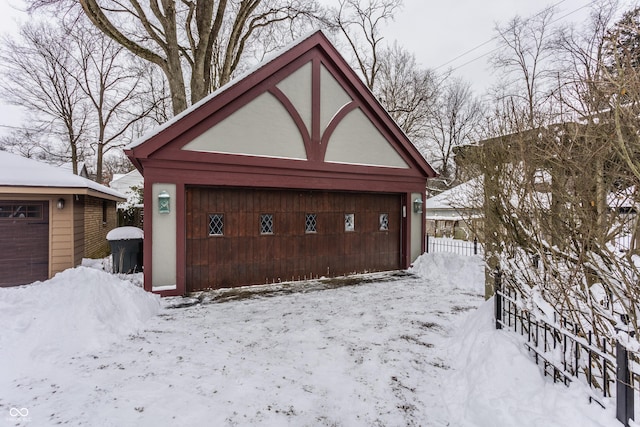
[126, 31, 436, 296]
[0, 152, 125, 286]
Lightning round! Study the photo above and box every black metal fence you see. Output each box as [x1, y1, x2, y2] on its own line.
[425, 234, 482, 256]
[494, 269, 639, 426]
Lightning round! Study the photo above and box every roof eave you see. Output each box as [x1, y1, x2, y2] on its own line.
[0, 185, 126, 202]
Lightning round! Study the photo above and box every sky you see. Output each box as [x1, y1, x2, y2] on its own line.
[0, 0, 632, 137]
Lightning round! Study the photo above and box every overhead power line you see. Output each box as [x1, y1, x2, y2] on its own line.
[433, 0, 598, 73]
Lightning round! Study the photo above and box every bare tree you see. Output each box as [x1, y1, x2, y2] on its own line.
[490, 7, 557, 128]
[68, 21, 163, 183]
[425, 77, 482, 183]
[28, 0, 327, 115]
[330, 0, 402, 90]
[554, 1, 618, 118]
[457, 2, 640, 343]
[0, 128, 57, 160]
[0, 18, 166, 182]
[375, 42, 438, 142]
[0, 22, 89, 173]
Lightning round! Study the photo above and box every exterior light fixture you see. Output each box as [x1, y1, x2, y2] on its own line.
[158, 190, 170, 214]
[413, 198, 423, 214]
[57, 198, 65, 210]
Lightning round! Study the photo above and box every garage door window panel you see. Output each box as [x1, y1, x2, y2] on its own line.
[260, 214, 274, 235]
[305, 213, 317, 233]
[344, 213, 355, 232]
[0, 203, 43, 219]
[208, 213, 224, 236]
[379, 213, 389, 231]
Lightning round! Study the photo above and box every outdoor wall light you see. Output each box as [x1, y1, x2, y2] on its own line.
[56, 198, 65, 210]
[413, 198, 423, 214]
[158, 190, 170, 214]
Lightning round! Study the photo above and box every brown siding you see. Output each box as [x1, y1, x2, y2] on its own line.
[83, 196, 117, 259]
[186, 187, 401, 291]
[50, 197, 74, 276]
[73, 196, 85, 266]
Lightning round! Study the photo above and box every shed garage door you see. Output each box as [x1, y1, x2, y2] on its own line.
[186, 187, 401, 291]
[0, 201, 49, 287]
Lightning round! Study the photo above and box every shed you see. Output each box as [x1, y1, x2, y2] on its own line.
[126, 30, 436, 296]
[0, 151, 126, 286]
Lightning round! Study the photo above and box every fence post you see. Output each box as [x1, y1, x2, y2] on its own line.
[425, 233, 429, 254]
[616, 340, 634, 426]
[473, 236, 478, 255]
[494, 267, 502, 330]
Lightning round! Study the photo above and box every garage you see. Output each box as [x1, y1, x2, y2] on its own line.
[126, 31, 436, 296]
[0, 151, 126, 287]
[186, 187, 400, 290]
[0, 201, 49, 286]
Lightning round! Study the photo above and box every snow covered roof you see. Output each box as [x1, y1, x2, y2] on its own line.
[0, 151, 126, 200]
[109, 169, 143, 194]
[426, 177, 484, 211]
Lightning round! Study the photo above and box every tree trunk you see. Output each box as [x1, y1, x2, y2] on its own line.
[96, 142, 104, 183]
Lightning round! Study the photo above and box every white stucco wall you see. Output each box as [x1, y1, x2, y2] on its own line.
[182, 92, 307, 160]
[277, 62, 312, 135]
[320, 65, 352, 134]
[181, 61, 409, 170]
[411, 192, 423, 262]
[152, 183, 176, 290]
[325, 108, 409, 169]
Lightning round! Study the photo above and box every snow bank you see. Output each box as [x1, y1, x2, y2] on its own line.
[410, 252, 485, 293]
[443, 300, 617, 427]
[106, 226, 144, 241]
[0, 267, 160, 363]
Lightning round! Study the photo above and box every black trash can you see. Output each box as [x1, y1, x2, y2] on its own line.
[106, 227, 144, 274]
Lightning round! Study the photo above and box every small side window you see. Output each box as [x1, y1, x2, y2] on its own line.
[208, 213, 224, 236]
[102, 200, 108, 224]
[379, 213, 389, 231]
[344, 213, 355, 232]
[305, 213, 317, 233]
[260, 214, 274, 235]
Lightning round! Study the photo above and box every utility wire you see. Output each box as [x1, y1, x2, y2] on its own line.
[433, 0, 597, 72]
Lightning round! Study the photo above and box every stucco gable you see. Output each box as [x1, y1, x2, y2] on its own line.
[182, 91, 308, 160]
[126, 30, 436, 179]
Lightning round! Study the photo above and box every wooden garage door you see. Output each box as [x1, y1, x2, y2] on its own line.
[186, 187, 401, 291]
[0, 201, 49, 287]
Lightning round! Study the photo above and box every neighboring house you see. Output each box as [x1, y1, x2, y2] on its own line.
[110, 169, 143, 194]
[110, 169, 144, 227]
[0, 151, 126, 287]
[126, 30, 437, 296]
[425, 177, 483, 240]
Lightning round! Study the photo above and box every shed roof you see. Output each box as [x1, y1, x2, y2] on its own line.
[0, 151, 125, 201]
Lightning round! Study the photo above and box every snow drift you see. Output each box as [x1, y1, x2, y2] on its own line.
[0, 267, 160, 363]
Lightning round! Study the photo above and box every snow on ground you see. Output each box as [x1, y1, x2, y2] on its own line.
[0, 253, 621, 426]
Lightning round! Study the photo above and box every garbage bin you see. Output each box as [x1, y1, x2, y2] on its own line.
[106, 226, 144, 274]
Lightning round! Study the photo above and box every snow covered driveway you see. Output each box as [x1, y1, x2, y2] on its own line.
[0, 254, 618, 426]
